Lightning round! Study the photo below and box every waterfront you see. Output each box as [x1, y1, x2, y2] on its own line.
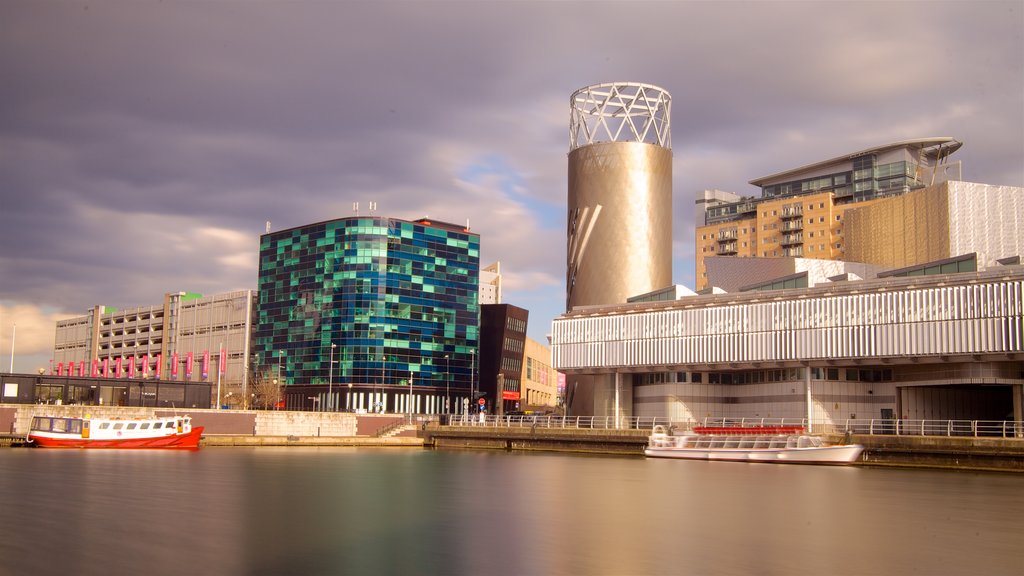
[1, 448, 1021, 576]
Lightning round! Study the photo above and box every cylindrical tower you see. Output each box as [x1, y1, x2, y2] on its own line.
[567, 82, 673, 310]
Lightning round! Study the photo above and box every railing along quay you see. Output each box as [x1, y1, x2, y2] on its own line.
[442, 414, 1024, 439]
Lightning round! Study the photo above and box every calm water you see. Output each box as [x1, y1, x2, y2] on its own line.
[1, 448, 1021, 576]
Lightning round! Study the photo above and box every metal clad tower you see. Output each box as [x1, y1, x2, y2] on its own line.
[567, 82, 673, 310]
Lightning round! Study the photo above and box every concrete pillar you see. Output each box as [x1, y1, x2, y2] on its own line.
[805, 366, 813, 433]
[1013, 384, 1023, 438]
[614, 372, 621, 429]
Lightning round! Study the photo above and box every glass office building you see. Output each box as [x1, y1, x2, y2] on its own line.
[255, 216, 480, 413]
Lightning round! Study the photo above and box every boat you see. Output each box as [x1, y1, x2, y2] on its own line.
[645, 424, 863, 464]
[26, 414, 204, 449]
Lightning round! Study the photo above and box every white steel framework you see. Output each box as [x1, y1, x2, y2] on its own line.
[569, 82, 672, 151]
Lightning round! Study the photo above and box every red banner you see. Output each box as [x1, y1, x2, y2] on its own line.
[142, 354, 149, 378]
[172, 353, 179, 379]
[502, 390, 521, 401]
[115, 357, 123, 378]
[57, 362, 64, 376]
[202, 350, 210, 380]
[186, 352, 194, 378]
[79, 361, 86, 377]
[219, 347, 227, 375]
[156, 353, 163, 379]
[102, 358, 110, 378]
[91, 358, 99, 378]
[128, 356, 136, 378]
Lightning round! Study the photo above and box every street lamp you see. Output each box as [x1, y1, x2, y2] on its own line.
[328, 343, 336, 412]
[470, 348, 476, 403]
[444, 354, 450, 414]
[347, 382, 353, 412]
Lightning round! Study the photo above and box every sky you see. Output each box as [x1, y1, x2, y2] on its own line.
[1, 0, 1022, 374]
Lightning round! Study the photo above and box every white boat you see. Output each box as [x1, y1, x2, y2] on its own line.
[27, 414, 203, 449]
[645, 425, 863, 465]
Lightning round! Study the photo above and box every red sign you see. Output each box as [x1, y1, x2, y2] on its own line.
[478, 398, 486, 405]
[502, 390, 520, 401]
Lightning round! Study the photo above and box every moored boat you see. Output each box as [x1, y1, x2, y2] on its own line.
[645, 424, 863, 464]
[27, 415, 203, 449]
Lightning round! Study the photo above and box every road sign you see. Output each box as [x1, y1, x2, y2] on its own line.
[478, 397, 485, 405]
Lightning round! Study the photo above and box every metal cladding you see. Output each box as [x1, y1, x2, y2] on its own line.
[567, 82, 673, 310]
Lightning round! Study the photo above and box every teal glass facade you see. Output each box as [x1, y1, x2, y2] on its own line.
[255, 216, 479, 412]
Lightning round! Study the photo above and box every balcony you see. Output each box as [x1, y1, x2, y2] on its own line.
[782, 220, 803, 232]
[781, 205, 803, 218]
[783, 246, 804, 257]
[717, 229, 738, 241]
[781, 234, 803, 246]
[717, 242, 738, 255]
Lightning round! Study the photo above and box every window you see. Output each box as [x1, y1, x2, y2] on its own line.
[127, 423, 137, 430]
[819, 202, 825, 208]
[819, 217, 825, 223]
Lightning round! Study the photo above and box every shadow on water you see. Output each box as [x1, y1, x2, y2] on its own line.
[1, 448, 1021, 576]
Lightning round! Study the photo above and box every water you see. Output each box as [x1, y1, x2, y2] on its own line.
[1, 448, 1021, 576]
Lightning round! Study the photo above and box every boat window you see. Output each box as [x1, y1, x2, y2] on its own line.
[53, 419, 68, 433]
[165, 422, 175, 428]
[31, 417, 50, 431]
[98, 422, 111, 430]
[69, 420, 83, 434]
[140, 423, 151, 430]
[112, 423, 124, 430]
[126, 423, 137, 430]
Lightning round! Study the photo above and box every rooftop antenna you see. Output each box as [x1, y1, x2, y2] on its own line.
[369, 201, 377, 214]
[265, 221, 271, 234]
[466, 218, 471, 231]
[353, 202, 360, 216]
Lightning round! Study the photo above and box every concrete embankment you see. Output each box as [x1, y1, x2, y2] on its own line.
[420, 423, 650, 455]
[831, 433, 1024, 472]
[201, 435, 422, 447]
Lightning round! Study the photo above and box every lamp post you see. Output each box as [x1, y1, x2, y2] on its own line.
[444, 354, 450, 414]
[328, 343, 336, 412]
[470, 348, 476, 402]
[278, 350, 285, 409]
[347, 382, 352, 412]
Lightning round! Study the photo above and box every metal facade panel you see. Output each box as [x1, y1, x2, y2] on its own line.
[567, 141, 672, 310]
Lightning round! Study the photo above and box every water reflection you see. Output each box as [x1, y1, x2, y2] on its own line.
[1, 448, 1021, 575]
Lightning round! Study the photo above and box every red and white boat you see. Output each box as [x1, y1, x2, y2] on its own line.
[27, 414, 203, 449]
[645, 424, 863, 464]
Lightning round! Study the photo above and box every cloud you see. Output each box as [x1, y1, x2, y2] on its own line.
[0, 0, 1021, 371]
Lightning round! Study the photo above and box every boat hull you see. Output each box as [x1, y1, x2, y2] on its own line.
[644, 443, 863, 464]
[28, 426, 204, 450]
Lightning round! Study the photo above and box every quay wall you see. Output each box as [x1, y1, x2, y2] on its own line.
[0, 404, 404, 439]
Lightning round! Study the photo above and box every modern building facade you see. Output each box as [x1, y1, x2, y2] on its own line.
[567, 82, 673, 309]
[254, 216, 480, 414]
[566, 81, 673, 416]
[551, 263, 1024, 426]
[695, 138, 964, 289]
[480, 261, 502, 305]
[521, 336, 559, 411]
[479, 303, 528, 413]
[53, 290, 254, 406]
